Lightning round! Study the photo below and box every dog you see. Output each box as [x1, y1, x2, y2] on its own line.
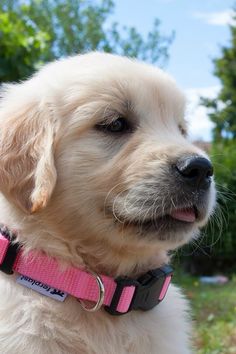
[0, 52, 216, 354]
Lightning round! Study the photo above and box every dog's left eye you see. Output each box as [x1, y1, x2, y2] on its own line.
[96, 117, 132, 134]
[178, 124, 187, 137]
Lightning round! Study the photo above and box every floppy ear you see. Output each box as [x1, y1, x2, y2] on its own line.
[0, 92, 58, 214]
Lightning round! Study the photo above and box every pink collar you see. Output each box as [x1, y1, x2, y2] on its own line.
[0, 228, 172, 315]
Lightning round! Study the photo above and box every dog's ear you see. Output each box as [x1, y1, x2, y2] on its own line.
[0, 87, 58, 214]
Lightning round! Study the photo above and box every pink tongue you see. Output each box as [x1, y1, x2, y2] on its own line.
[170, 208, 196, 223]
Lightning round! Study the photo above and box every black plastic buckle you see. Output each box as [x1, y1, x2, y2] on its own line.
[104, 277, 140, 316]
[0, 234, 20, 275]
[105, 265, 173, 316]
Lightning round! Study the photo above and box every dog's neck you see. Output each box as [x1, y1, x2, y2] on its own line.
[0, 194, 169, 278]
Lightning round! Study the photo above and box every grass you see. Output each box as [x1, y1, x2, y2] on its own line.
[173, 272, 236, 353]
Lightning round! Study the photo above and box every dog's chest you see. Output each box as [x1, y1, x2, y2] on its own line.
[0, 276, 191, 354]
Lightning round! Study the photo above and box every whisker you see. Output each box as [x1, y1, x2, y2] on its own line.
[103, 182, 126, 217]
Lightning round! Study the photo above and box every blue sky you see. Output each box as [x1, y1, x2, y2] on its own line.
[111, 0, 235, 140]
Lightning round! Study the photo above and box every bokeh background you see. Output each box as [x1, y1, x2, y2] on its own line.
[1, 1, 236, 352]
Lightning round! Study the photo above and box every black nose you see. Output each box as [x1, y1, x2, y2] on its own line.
[176, 156, 213, 190]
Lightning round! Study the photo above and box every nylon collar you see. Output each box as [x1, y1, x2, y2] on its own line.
[0, 227, 173, 315]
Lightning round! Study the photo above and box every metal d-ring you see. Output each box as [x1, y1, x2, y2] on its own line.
[78, 270, 105, 312]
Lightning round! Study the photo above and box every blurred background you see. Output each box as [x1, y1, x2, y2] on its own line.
[0, 0, 236, 352]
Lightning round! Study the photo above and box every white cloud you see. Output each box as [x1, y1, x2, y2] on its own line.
[185, 86, 220, 142]
[194, 10, 235, 26]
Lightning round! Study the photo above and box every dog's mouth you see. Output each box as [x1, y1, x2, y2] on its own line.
[115, 205, 200, 234]
[169, 206, 198, 223]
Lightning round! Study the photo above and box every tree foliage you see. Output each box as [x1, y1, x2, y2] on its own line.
[211, 141, 236, 254]
[0, 7, 49, 81]
[202, 11, 236, 141]
[199, 10, 236, 273]
[0, 0, 173, 83]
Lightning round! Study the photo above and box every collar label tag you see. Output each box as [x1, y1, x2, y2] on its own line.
[16, 274, 68, 302]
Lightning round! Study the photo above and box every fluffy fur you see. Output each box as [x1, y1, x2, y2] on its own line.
[0, 53, 216, 353]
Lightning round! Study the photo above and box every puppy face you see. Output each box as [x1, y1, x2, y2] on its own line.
[51, 54, 216, 251]
[0, 53, 216, 260]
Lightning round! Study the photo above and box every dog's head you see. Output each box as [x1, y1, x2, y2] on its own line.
[0, 53, 216, 271]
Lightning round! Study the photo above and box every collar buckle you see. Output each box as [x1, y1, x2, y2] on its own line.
[0, 231, 20, 275]
[105, 265, 173, 316]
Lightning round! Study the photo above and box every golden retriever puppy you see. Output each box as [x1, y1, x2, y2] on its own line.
[0, 53, 215, 354]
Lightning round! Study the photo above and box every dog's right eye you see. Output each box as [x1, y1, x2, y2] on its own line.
[95, 117, 132, 134]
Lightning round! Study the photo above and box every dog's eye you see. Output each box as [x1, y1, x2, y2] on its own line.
[178, 124, 187, 137]
[96, 117, 131, 134]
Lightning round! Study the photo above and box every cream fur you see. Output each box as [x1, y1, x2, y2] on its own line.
[0, 52, 216, 353]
